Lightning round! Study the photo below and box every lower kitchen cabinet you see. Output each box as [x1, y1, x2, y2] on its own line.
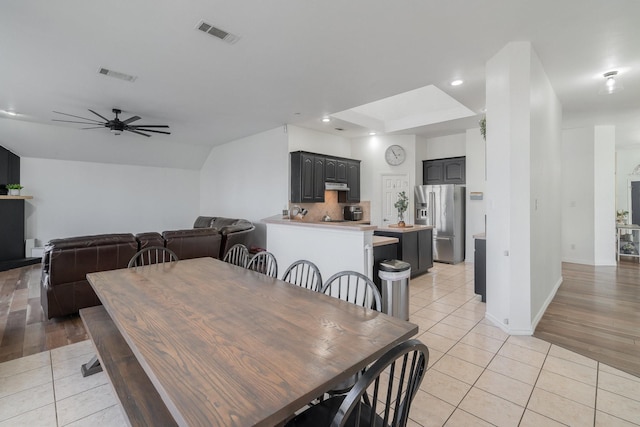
[374, 228, 433, 278]
[372, 240, 399, 293]
[474, 237, 486, 302]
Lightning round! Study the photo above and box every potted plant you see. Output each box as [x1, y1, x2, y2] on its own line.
[6, 184, 23, 196]
[617, 210, 629, 224]
[394, 191, 409, 227]
[479, 116, 486, 140]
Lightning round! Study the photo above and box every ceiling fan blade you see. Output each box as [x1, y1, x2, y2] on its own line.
[134, 128, 171, 135]
[53, 111, 103, 123]
[52, 119, 105, 125]
[122, 115, 141, 124]
[127, 129, 151, 137]
[81, 126, 106, 130]
[88, 109, 111, 122]
[128, 124, 170, 128]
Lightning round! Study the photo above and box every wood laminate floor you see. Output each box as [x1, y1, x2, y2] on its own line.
[534, 260, 640, 378]
[0, 264, 87, 363]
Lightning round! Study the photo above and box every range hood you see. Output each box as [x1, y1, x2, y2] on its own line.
[325, 182, 350, 191]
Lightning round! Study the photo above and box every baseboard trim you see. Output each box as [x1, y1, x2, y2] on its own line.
[531, 275, 563, 331]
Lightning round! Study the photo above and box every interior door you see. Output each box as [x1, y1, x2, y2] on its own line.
[381, 174, 409, 226]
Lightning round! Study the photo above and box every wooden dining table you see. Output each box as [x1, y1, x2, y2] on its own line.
[85, 257, 418, 426]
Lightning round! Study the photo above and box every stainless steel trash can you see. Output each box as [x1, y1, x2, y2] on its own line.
[378, 259, 411, 320]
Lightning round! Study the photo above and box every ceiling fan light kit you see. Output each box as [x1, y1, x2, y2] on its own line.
[52, 108, 170, 137]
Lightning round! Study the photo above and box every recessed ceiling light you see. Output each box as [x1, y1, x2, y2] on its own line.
[369, 131, 377, 136]
[450, 80, 464, 86]
[322, 116, 331, 123]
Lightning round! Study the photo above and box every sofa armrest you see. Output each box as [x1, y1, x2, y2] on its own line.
[220, 222, 254, 235]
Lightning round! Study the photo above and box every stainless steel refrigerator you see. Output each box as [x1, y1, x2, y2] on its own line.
[415, 184, 465, 263]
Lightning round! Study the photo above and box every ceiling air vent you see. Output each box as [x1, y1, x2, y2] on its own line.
[98, 68, 137, 82]
[196, 20, 240, 44]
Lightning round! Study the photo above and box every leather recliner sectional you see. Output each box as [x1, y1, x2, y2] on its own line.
[40, 217, 254, 319]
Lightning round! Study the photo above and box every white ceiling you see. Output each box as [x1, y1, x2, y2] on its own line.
[1, 0, 639, 169]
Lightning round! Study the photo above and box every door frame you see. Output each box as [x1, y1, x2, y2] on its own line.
[628, 176, 640, 225]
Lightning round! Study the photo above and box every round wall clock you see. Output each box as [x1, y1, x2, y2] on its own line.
[385, 145, 406, 166]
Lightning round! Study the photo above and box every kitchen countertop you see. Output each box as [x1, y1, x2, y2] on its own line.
[262, 215, 377, 231]
[375, 224, 434, 233]
[473, 233, 486, 240]
[373, 236, 399, 247]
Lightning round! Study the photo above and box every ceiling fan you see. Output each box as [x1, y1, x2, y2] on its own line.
[52, 108, 170, 137]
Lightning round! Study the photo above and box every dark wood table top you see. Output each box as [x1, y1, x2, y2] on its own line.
[87, 257, 418, 427]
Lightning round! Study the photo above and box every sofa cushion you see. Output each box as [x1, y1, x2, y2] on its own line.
[210, 217, 239, 229]
[163, 228, 222, 260]
[193, 216, 214, 228]
[45, 234, 138, 285]
[219, 219, 254, 235]
[136, 232, 164, 250]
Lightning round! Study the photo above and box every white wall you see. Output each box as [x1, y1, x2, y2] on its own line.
[199, 126, 288, 249]
[562, 128, 596, 264]
[529, 51, 563, 324]
[21, 158, 200, 245]
[485, 41, 562, 335]
[288, 125, 352, 158]
[465, 128, 486, 262]
[593, 126, 616, 265]
[351, 135, 417, 226]
[561, 126, 616, 266]
[422, 134, 466, 160]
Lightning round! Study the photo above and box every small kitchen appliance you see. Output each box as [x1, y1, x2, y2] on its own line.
[343, 205, 363, 221]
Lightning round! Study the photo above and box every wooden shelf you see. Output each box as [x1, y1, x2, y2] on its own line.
[0, 195, 33, 200]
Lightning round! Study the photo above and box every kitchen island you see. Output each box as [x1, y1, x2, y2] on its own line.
[374, 225, 434, 278]
[263, 215, 376, 280]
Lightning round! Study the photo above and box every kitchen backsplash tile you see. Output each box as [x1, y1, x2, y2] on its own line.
[289, 191, 370, 222]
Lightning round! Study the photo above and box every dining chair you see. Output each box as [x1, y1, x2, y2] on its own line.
[319, 271, 383, 397]
[247, 251, 278, 278]
[222, 243, 250, 268]
[282, 260, 323, 291]
[320, 271, 382, 311]
[127, 246, 178, 268]
[285, 339, 429, 427]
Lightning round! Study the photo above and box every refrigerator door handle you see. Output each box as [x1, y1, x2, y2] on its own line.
[429, 191, 436, 227]
[435, 236, 453, 241]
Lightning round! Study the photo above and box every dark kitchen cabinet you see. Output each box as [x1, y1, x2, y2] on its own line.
[325, 158, 347, 183]
[291, 152, 325, 203]
[474, 237, 486, 302]
[0, 146, 20, 195]
[423, 157, 466, 185]
[338, 160, 361, 203]
[0, 199, 25, 261]
[292, 151, 360, 203]
[374, 228, 433, 278]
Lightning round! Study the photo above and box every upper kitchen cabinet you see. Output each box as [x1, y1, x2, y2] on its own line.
[291, 151, 325, 203]
[423, 156, 466, 185]
[325, 158, 347, 183]
[338, 160, 361, 203]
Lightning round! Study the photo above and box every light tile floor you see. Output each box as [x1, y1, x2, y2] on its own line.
[0, 262, 639, 426]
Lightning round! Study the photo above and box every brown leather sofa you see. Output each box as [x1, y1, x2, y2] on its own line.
[40, 234, 138, 319]
[193, 216, 255, 258]
[40, 217, 254, 318]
